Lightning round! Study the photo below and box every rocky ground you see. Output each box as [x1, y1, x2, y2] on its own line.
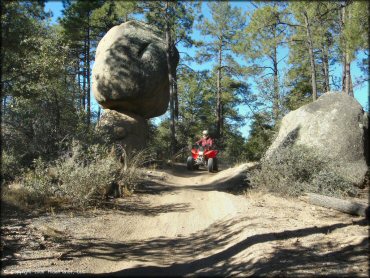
[1, 163, 369, 276]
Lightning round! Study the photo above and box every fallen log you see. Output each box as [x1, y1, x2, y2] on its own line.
[300, 193, 369, 219]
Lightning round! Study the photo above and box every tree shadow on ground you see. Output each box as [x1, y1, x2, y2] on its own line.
[139, 162, 255, 194]
[104, 219, 368, 277]
[134, 180, 175, 195]
[0, 198, 191, 270]
[138, 174, 248, 195]
[11, 215, 253, 266]
[111, 199, 193, 216]
[1, 201, 72, 269]
[180, 174, 247, 193]
[8, 217, 368, 277]
[1, 201, 39, 225]
[166, 163, 210, 178]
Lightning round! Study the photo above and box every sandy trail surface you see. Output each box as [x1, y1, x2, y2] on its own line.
[1, 163, 369, 276]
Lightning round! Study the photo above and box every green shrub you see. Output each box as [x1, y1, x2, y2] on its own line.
[309, 169, 358, 197]
[2, 158, 57, 208]
[247, 145, 358, 198]
[53, 145, 122, 207]
[1, 151, 24, 184]
[3, 142, 150, 210]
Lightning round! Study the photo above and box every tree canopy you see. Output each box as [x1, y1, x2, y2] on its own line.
[1, 0, 368, 179]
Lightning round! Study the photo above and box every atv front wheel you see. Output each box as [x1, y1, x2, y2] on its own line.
[187, 156, 194, 170]
[207, 158, 214, 172]
[213, 157, 218, 172]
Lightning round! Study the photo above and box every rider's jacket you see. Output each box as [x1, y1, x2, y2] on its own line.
[196, 137, 214, 147]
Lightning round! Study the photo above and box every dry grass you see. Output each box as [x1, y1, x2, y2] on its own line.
[2, 142, 153, 211]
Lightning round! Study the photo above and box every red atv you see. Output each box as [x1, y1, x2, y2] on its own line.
[187, 144, 219, 172]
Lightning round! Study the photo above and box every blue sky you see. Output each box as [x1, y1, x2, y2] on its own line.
[45, 1, 369, 138]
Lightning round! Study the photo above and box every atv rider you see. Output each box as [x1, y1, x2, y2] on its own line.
[196, 130, 214, 148]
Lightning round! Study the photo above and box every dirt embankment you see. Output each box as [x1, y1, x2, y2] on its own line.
[1, 163, 369, 276]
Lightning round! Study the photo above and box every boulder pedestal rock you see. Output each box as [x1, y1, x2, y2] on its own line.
[265, 92, 369, 185]
[93, 20, 179, 153]
[98, 110, 148, 152]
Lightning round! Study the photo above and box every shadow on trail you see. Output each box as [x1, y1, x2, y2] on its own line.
[138, 176, 246, 195]
[10, 216, 252, 266]
[165, 163, 210, 178]
[1, 201, 50, 269]
[101, 220, 367, 277]
[135, 180, 175, 195]
[139, 162, 254, 194]
[112, 199, 192, 216]
[13, 219, 367, 277]
[180, 173, 247, 193]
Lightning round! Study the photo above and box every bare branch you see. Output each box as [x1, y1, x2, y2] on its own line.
[277, 20, 304, 28]
[277, 55, 288, 64]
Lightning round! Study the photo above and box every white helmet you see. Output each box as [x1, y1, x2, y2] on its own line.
[202, 130, 208, 136]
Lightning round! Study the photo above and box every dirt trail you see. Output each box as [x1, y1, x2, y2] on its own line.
[1, 163, 369, 276]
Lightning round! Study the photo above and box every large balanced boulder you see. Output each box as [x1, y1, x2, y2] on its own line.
[265, 92, 369, 185]
[92, 20, 179, 119]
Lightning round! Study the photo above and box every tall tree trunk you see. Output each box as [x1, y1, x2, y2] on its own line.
[173, 69, 179, 121]
[1, 81, 5, 118]
[340, 2, 352, 96]
[216, 44, 222, 138]
[322, 46, 330, 93]
[368, 2, 370, 112]
[86, 17, 91, 127]
[272, 39, 279, 122]
[97, 106, 101, 123]
[1, 21, 9, 118]
[345, 60, 351, 96]
[1, 65, 4, 118]
[76, 61, 81, 109]
[82, 44, 86, 110]
[342, 61, 346, 92]
[349, 70, 354, 97]
[344, 4, 351, 96]
[165, 1, 176, 155]
[2, 96, 7, 117]
[342, 39, 346, 92]
[303, 11, 318, 101]
[340, 2, 347, 93]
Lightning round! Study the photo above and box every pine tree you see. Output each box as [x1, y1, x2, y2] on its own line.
[244, 112, 274, 161]
[90, 1, 139, 32]
[234, 2, 289, 123]
[196, 2, 245, 139]
[60, 1, 101, 127]
[176, 68, 211, 148]
[142, 1, 197, 155]
[338, 1, 369, 95]
[287, 2, 340, 105]
[287, 1, 368, 104]
[1, 1, 82, 172]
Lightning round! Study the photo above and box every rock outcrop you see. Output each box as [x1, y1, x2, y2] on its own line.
[92, 20, 179, 151]
[265, 92, 369, 185]
[92, 20, 179, 119]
